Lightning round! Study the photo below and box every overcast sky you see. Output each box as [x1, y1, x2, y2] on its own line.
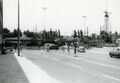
[3, 0, 120, 36]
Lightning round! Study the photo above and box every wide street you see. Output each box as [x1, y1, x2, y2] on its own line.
[21, 47, 120, 83]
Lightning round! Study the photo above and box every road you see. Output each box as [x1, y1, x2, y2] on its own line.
[21, 47, 120, 83]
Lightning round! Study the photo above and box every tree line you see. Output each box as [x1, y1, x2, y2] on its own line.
[3, 27, 120, 44]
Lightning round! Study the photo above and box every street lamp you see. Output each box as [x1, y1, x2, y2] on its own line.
[42, 7, 47, 42]
[82, 16, 86, 36]
[18, 0, 20, 56]
[82, 16, 87, 47]
[0, 0, 3, 54]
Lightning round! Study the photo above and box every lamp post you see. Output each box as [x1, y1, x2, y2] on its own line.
[82, 16, 86, 36]
[18, 0, 20, 56]
[82, 16, 87, 47]
[42, 7, 47, 42]
[0, 0, 3, 54]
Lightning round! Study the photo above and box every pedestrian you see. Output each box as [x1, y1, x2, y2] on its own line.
[62, 45, 65, 52]
[68, 45, 70, 53]
[14, 45, 17, 52]
[74, 43, 77, 55]
[47, 45, 49, 52]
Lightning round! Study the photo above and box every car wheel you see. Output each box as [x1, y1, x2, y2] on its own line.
[109, 53, 111, 55]
[118, 54, 120, 58]
[110, 55, 113, 57]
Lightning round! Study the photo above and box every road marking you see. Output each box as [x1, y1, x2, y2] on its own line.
[52, 51, 120, 70]
[83, 59, 120, 70]
[48, 52, 83, 69]
[103, 74, 120, 82]
[67, 62, 82, 69]
[51, 51, 84, 60]
[33, 50, 120, 70]
[52, 57, 60, 61]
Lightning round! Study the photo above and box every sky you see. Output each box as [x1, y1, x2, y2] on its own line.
[3, 0, 120, 36]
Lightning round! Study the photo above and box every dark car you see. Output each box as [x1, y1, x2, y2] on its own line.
[77, 46, 85, 52]
[109, 47, 120, 57]
[49, 45, 59, 50]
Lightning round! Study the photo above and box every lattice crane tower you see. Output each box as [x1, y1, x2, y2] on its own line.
[104, 11, 109, 33]
[104, 0, 110, 33]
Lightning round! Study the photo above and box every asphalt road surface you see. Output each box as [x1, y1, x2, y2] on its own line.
[21, 47, 120, 83]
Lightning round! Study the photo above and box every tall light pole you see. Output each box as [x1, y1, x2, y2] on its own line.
[0, 0, 3, 54]
[42, 7, 47, 29]
[18, 0, 20, 56]
[42, 7, 47, 42]
[82, 16, 87, 46]
[82, 16, 86, 36]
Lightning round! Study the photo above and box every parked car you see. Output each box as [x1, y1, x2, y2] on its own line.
[109, 47, 120, 57]
[49, 45, 59, 50]
[77, 46, 85, 52]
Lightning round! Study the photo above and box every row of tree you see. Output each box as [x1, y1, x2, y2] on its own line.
[3, 27, 120, 44]
[72, 29, 120, 43]
[3, 28, 22, 38]
[72, 30, 83, 38]
[3, 28, 62, 42]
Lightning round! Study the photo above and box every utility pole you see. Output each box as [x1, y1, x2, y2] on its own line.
[87, 26, 88, 37]
[82, 16, 86, 36]
[0, 0, 3, 54]
[42, 7, 47, 42]
[18, 0, 20, 56]
[82, 16, 86, 47]
[35, 24, 37, 33]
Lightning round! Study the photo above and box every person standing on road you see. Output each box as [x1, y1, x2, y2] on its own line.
[62, 45, 65, 53]
[74, 43, 77, 54]
[47, 45, 49, 52]
[68, 45, 70, 53]
[14, 45, 17, 52]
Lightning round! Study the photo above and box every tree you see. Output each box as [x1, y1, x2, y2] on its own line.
[100, 31, 112, 43]
[3, 28, 11, 38]
[23, 30, 34, 37]
[91, 33, 96, 39]
[114, 31, 118, 39]
[13, 29, 18, 37]
[3, 28, 10, 33]
[58, 29, 61, 37]
[78, 30, 80, 38]
[73, 30, 77, 38]
[80, 30, 83, 37]
[12, 29, 22, 37]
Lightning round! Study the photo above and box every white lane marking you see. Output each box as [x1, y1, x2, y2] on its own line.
[52, 51, 84, 60]
[103, 74, 120, 82]
[53, 51, 120, 70]
[41, 50, 120, 70]
[67, 63, 82, 69]
[14, 53, 62, 83]
[48, 52, 83, 69]
[83, 59, 120, 70]
[52, 57, 60, 61]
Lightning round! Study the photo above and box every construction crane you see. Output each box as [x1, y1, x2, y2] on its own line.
[104, 11, 109, 33]
[104, 0, 111, 33]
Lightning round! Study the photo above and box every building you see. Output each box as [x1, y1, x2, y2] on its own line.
[90, 39, 104, 48]
[4, 37, 32, 47]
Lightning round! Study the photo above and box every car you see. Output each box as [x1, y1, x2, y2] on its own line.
[49, 45, 59, 50]
[77, 46, 85, 52]
[109, 47, 120, 57]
